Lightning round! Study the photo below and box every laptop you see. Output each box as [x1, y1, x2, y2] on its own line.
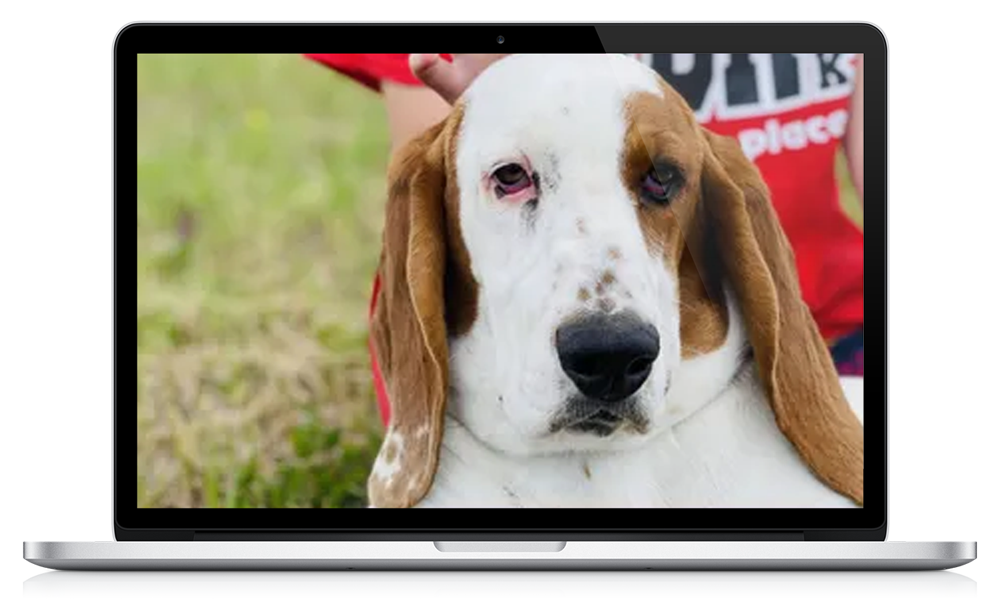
[24, 22, 976, 571]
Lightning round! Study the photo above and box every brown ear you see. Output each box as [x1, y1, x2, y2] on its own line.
[700, 130, 864, 506]
[367, 121, 450, 509]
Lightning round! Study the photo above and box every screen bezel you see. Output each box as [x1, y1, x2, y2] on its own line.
[121, 23, 886, 541]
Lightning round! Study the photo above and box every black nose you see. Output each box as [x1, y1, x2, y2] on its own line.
[555, 311, 660, 403]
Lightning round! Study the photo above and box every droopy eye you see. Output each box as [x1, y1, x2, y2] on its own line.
[491, 163, 534, 197]
[640, 165, 682, 206]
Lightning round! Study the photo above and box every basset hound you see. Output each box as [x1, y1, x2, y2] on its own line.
[366, 54, 864, 509]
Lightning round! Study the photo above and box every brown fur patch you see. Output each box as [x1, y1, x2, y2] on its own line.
[620, 85, 728, 357]
[367, 118, 450, 507]
[367, 103, 480, 509]
[678, 245, 730, 358]
[578, 288, 592, 302]
[600, 270, 616, 286]
[441, 105, 479, 338]
[700, 130, 864, 506]
[382, 440, 399, 464]
[619, 79, 862, 506]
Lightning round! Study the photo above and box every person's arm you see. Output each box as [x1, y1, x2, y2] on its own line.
[382, 82, 452, 152]
[302, 53, 454, 152]
[383, 54, 510, 152]
[844, 55, 864, 208]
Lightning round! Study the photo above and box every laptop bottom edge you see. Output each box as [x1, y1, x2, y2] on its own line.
[23, 541, 976, 572]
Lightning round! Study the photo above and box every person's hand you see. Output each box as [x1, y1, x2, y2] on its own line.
[409, 54, 510, 105]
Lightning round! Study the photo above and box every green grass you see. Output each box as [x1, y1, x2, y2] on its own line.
[137, 54, 390, 508]
[137, 54, 864, 509]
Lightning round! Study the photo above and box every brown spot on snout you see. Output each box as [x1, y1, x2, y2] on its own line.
[594, 271, 616, 298]
[607, 247, 622, 261]
[578, 288, 592, 302]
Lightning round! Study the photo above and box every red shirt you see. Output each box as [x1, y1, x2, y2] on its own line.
[306, 53, 865, 427]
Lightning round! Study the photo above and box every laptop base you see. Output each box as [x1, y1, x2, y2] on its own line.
[24, 541, 976, 572]
[23, 571, 977, 600]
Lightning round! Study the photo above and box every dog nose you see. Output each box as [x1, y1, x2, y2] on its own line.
[555, 311, 660, 403]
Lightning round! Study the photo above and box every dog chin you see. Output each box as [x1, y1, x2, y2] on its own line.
[541, 398, 658, 451]
[566, 417, 622, 438]
[543, 426, 657, 455]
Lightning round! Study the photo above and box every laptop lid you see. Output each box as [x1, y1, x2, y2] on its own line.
[125, 23, 884, 542]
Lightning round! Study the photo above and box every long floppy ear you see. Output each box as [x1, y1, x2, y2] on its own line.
[367, 121, 450, 509]
[700, 130, 864, 506]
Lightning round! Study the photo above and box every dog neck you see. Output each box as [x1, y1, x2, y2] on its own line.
[416, 304, 856, 509]
[418, 375, 854, 508]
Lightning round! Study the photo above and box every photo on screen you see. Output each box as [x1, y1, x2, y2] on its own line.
[137, 53, 864, 509]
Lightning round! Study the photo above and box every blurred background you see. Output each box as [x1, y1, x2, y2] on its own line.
[136, 54, 863, 509]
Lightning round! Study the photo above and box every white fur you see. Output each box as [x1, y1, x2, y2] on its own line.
[420, 315, 862, 508]
[370, 428, 405, 484]
[412, 55, 860, 508]
[450, 54, 675, 457]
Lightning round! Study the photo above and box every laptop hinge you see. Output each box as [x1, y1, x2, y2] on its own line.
[193, 531, 807, 542]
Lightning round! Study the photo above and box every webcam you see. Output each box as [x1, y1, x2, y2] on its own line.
[497, 35, 505, 44]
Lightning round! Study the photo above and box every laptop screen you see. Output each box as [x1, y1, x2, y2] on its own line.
[136, 52, 864, 513]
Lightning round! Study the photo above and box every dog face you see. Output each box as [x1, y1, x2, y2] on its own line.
[367, 54, 863, 509]
[448, 55, 706, 455]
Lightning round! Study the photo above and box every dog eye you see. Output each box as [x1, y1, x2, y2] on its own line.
[640, 166, 681, 205]
[491, 163, 533, 196]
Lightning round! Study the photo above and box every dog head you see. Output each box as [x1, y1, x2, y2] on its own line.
[367, 54, 863, 508]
